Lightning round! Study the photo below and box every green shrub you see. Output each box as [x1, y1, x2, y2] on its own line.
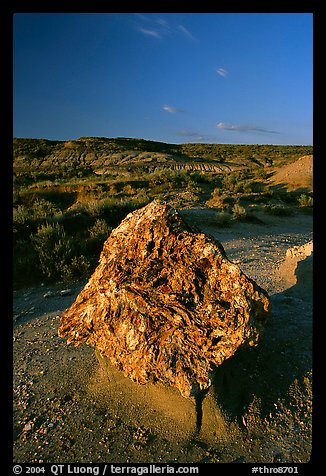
[221, 172, 253, 194]
[31, 222, 93, 282]
[60, 255, 91, 282]
[88, 219, 112, 241]
[32, 198, 60, 219]
[232, 203, 247, 220]
[13, 199, 60, 225]
[31, 223, 75, 280]
[206, 188, 228, 209]
[68, 199, 103, 218]
[221, 174, 237, 192]
[298, 193, 313, 208]
[186, 180, 202, 194]
[13, 205, 30, 225]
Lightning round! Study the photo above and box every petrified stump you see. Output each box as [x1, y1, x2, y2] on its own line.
[59, 200, 270, 398]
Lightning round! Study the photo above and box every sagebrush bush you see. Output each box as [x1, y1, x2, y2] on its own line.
[206, 188, 228, 209]
[13, 205, 29, 225]
[13, 199, 60, 225]
[88, 219, 112, 241]
[60, 255, 91, 282]
[73, 199, 104, 217]
[186, 178, 202, 194]
[31, 222, 77, 281]
[32, 198, 60, 219]
[232, 203, 247, 220]
[298, 193, 313, 208]
[221, 170, 250, 192]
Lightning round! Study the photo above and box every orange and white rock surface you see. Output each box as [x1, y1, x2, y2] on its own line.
[59, 200, 270, 398]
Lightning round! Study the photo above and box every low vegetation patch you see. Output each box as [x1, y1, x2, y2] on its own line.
[298, 193, 313, 208]
[13, 138, 312, 287]
[265, 203, 294, 216]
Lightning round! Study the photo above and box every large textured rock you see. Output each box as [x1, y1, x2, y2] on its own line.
[58, 200, 270, 398]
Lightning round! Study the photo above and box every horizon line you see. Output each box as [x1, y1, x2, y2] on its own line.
[13, 136, 313, 147]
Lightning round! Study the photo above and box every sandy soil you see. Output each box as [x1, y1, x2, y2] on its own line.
[267, 155, 313, 192]
[13, 208, 313, 464]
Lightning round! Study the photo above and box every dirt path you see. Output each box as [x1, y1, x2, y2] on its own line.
[13, 209, 313, 464]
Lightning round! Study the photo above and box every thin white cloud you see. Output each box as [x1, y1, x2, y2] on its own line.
[156, 18, 170, 29]
[136, 15, 195, 41]
[138, 27, 162, 39]
[216, 122, 278, 134]
[178, 24, 195, 41]
[162, 104, 185, 113]
[217, 122, 240, 131]
[216, 68, 228, 78]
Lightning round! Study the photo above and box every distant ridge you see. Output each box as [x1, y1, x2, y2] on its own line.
[13, 137, 313, 177]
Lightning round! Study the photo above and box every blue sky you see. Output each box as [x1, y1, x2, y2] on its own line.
[13, 13, 313, 145]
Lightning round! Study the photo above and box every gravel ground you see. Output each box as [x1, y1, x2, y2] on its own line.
[13, 209, 313, 464]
